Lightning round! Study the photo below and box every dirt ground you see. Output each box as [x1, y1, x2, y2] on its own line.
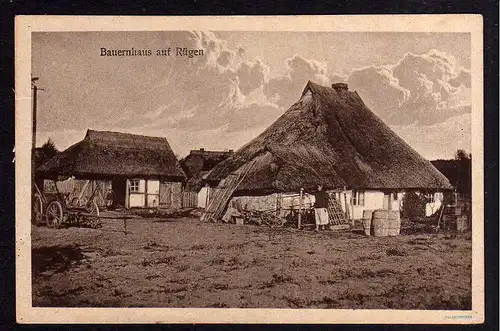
[32, 212, 472, 309]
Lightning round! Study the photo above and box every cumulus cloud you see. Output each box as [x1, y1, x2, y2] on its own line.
[346, 49, 471, 126]
[449, 67, 471, 88]
[236, 60, 268, 95]
[191, 31, 235, 70]
[264, 55, 330, 108]
[330, 73, 348, 84]
[346, 66, 410, 120]
[34, 31, 471, 159]
[114, 31, 273, 134]
[391, 113, 471, 160]
[137, 45, 471, 154]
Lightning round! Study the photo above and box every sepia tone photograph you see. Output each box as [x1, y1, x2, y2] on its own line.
[15, 15, 484, 324]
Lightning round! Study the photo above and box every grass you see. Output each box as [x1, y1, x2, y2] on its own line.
[386, 248, 409, 256]
[31, 214, 472, 309]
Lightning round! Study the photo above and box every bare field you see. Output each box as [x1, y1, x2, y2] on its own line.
[31, 213, 472, 309]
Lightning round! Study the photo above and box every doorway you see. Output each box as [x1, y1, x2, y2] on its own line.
[112, 178, 127, 208]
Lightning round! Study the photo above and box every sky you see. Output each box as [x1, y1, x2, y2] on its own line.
[32, 31, 471, 160]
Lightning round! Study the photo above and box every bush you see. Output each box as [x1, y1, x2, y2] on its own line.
[401, 191, 426, 221]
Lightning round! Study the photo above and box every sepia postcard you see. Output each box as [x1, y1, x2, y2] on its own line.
[15, 15, 484, 324]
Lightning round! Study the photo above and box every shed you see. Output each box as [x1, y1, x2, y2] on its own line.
[181, 148, 233, 208]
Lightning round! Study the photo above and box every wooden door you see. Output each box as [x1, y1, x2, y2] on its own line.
[146, 180, 160, 207]
[159, 182, 172, 208]
[125, 179, 130, 209]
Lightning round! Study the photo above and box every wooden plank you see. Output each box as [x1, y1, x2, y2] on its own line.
[77, 180, 90, 202]
[125, 179, 130, 209]
[182, 191, 197, 208]
[329, 224, 350, 231]
[298, 188, 303, 229]
[201, 159, 256, 222]
[159, 182, 172, 208]
[202, 174, 238, 221]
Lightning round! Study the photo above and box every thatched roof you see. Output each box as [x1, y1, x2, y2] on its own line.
[38, 130, 186, 180]
[181, 149, 234, 191]
[205, 81, 452, 193]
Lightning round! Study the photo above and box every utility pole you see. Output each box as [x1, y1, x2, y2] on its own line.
[31, 77, 42, 195]
[32, 78, 38, 151]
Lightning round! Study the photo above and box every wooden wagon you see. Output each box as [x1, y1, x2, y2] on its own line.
[32, 179, 101, 229]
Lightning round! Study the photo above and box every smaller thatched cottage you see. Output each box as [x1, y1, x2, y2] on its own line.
[37, 130, 186, 209]
[181, 148, 234, 208]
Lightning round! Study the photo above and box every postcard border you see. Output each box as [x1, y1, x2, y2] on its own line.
[15, 14, 484, 324]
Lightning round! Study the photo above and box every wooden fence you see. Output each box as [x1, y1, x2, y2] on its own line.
[182, 191, 198, 208]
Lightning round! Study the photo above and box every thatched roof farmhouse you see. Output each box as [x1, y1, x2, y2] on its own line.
[204, 81, 452, 221]
[206, 81, 451, 193]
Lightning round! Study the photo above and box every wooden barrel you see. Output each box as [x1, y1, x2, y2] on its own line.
[387, 210, 401, 236]
[372, 209, 389, 237]
[362, 210, 373, 236]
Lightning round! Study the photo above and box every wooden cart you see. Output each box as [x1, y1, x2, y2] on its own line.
[32, 179, 100, 228]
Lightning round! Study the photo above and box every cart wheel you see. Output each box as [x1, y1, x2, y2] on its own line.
[70, 197, 80, 207]
[46, 200, 63, 228]
[32, 194, 43, 225]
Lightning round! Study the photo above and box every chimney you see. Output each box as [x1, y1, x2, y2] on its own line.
[332, 83, 348, 91]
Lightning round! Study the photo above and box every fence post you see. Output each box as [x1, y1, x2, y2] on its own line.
[298, 188, 303, 229]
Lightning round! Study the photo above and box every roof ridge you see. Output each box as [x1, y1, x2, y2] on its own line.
[86, 129, 168, 141]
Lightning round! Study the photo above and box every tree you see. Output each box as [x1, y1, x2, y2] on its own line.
[452, 149, 472, 196]
[401, 191, 427, 221]
[454, 149, 471, 160]
[35, 138, 58, 167]
[41, 138, 58, 159]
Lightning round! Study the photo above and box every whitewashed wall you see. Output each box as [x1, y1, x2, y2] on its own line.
[198, 186, 209, 208]
[227, 189, 403, 220]
[198, 186, 217, 209]
[222, 188, 444, 220]
[351, 190, 386, 220]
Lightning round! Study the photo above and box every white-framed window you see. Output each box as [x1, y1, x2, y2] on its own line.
[130, 179, 140, 193]
[352, 191, 365, 206]
[425, 193, 435, 203]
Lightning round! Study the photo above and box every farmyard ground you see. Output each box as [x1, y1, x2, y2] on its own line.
[31, 213, 472, 309]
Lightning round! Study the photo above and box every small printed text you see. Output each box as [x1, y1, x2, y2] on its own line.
[100, 47, 204, 58]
